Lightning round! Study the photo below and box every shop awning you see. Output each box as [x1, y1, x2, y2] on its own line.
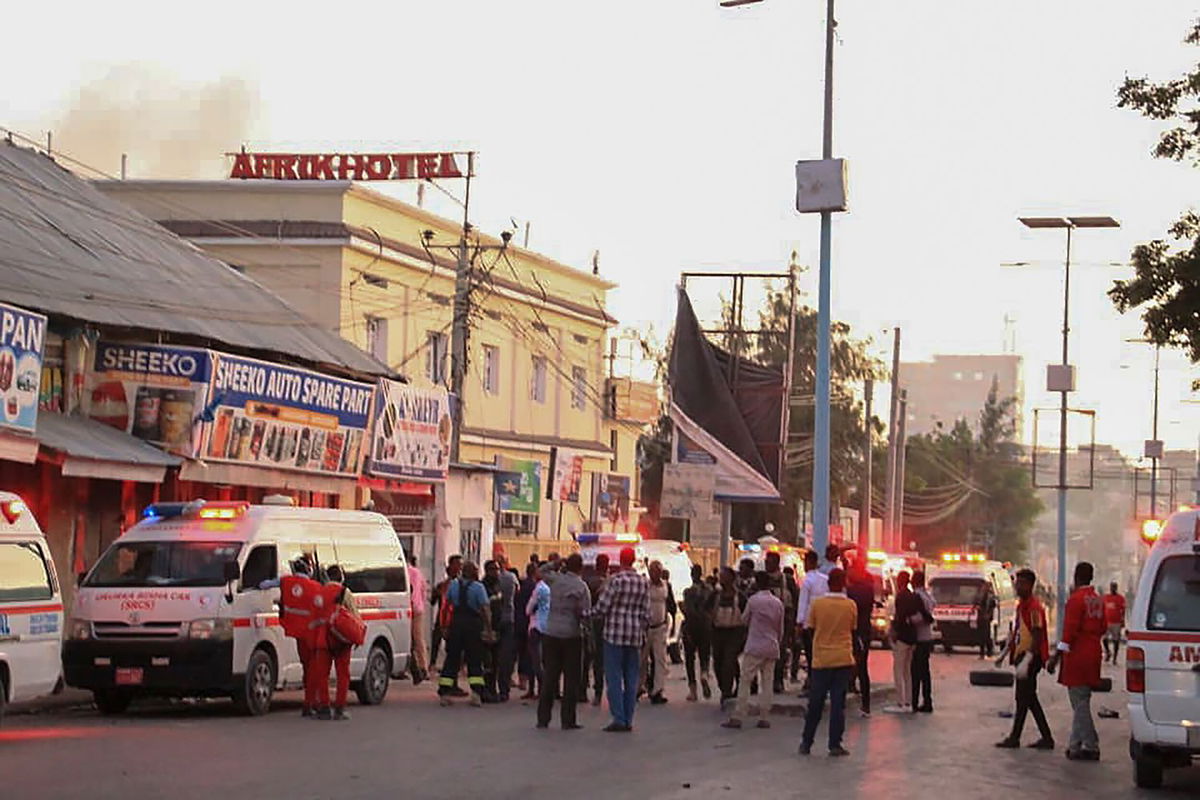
[0, 429, 39, 464]
[35, 412, 181, 483]
[179, 460, 357, 496]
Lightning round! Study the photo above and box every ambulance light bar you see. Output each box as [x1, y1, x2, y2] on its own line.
[576, 532, 641, 545]
[143, 500, 248, 521]
[198, 502, 250, 520]
[0, 498, 26, 524]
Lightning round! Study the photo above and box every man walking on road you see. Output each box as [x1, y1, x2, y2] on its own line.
[595, 546, 650, 732]
[995, 568, 1055, 750]
[799, 568, 856, 757]
[438, 562, 491, 707]
[795, 550, 829, 693]
[708, 566, 748, 704]
[537, 554, 591, 730]
[681, 563, 714, 702]
[764, 551, 797, 694]
[431, 554, 463, 670]
[643, 560, 674, 705]
[1049, 561, 1106, 761]
[723, 571, 784, 730]
[1102, 581, 1125, 665]
[910, 570, 936, 713]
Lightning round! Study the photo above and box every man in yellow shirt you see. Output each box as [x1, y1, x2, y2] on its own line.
[799, 567, 856, 757]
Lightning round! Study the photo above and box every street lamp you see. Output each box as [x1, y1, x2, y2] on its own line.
[723, 0, 841, 554]
[1126, 338, 1163, 518]
[1018, 214, 1119, 633]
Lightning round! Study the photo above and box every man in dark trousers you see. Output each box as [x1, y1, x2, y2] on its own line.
[845, 554, 876, 717]
[537, 554, 591, 730]
[438, 561, 490, 707]
[995, 568, 1055, 750]
[1048, 561, 1106, 761]
[909, 570, 936, 713]
[764, 551, 797, 693]
[681, 563, 714, 702]
[582, 553, 611, 705]
[799, 568, 856, 757]
[975, 584, 998, 659]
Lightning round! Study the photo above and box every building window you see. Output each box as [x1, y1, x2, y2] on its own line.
[483, 345, 500, 395]
[362, 273, 388, 289]
[365, 316, 388, 363]
[953, 371, 963, 381]
[531, 356, 548, 404]
[572, 366, 587, 410]
[426, 331, 448, 384]
[974, 371, 984, 381]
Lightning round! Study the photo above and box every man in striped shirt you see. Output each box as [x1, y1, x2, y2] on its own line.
[594, 546, 650, 732]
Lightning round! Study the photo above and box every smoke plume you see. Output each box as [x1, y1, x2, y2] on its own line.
[48, 64, 259, 179]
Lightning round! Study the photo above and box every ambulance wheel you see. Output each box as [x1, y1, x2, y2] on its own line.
[93, 689, 133, 715]
[355, 643, 390, 706]
[233, 649, 276, 717]
[1134, 752, 1164, 789]
[0, 673, 8, 726]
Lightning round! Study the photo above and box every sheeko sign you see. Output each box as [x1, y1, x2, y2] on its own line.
[228, 151, 470, 181]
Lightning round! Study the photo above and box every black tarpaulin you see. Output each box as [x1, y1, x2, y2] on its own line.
[668, 288, 783, 487]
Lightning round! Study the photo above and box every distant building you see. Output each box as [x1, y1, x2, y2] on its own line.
[900, 354, 1022, 436]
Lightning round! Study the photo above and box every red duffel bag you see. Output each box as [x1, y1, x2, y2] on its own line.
[330, 603, 366, 648]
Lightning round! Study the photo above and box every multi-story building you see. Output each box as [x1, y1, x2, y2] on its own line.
[99, 177, 641, 570]
[900, 354, 1023, 436]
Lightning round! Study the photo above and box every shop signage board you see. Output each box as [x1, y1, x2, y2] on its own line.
[547, 446, 585, 504]
[590, 473, 632, 531]
[366, 379, 451, 481]
[86, 342, 213, 456]
[229, 152, 470, 181]
[660, 463, 716, 520]
[495, 459, 542, 514]
[0, 302, 46, 434]
[204, 353, 373, 477]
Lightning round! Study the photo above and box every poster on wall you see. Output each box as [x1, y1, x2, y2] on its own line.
[367, 379, 451, 481]
[590, 473, 631, 532]
[0, 302, 46, 434]
[660, 463, 716, 520]
[86, 342, 213, 456]
[494, 458, 542, 514]
[204, 353, 374, 476]
[546, 446, 584, 503]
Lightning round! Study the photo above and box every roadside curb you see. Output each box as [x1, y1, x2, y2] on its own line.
[9, 688, 93, 716]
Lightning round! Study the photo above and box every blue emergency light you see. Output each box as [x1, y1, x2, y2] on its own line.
[142, 500, 205, 520]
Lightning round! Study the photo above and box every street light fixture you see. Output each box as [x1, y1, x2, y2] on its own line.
[1018, 213, 1119, 633]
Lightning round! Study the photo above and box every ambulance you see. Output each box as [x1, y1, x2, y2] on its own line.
[1127, 509, 1200, 788]
[577, 532, 648, 575]
[928, 554, 1015, 653]
[63, 497, 411, 716]
[0, 492, 63, 724]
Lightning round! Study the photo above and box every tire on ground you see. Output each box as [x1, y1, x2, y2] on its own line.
[355, 642, 391, 706]
[93, 689, 134, 715]
[232, 648, 276, 716]
[969, 669, 1014, 687]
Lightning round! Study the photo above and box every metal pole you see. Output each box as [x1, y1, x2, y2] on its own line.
[811, 0, 836, 556]
[1151, 344, 1160, 518]
[862, 378, 873, 545]
[884, 327, 901, 551]
[1055, 225, 1072, 635]
[779, 268, 798, 492]
[895, 390, 908, 543]
[448, 153, 475, 464]
[720, 502, 732, 570]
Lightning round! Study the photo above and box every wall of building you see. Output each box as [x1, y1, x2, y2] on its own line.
[901, 354, 1023, 436]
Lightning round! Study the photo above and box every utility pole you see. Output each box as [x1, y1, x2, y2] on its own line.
[861, 378, 873, 546]
[1150, 344, 1161, 518]
[447, 153, 475, 464]
[884, 327, 901, 551]
[894, 389, 908, 546]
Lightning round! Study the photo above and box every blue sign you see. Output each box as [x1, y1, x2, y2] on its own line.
[87, 343, 215, 456]
[29, 612, 59, 636]
[0, 301, 47, 434]
[206, 353, 374, 476]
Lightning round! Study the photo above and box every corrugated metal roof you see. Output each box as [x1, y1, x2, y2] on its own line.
[0, 142, 388, 376]
[35, 412, 182, 467]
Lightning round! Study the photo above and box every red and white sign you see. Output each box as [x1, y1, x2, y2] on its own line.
[228, 151, 469, 181]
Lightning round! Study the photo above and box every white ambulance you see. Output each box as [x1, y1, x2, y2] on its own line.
[0, 491, 64, 724]
[1127, 510, 1200, 788]
[928, 554, 1015, 653]
[63, 497, 411, 716]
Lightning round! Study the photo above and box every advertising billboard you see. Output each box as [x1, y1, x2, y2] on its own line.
[367, 379, 451, 481]
[0, 302, 46, 434]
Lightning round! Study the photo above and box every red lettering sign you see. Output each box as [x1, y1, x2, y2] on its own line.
[1169, 645, 1200, 663]
[227, 152, 469, 181]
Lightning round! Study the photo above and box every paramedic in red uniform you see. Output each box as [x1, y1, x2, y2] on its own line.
[1048, 561, 1106, 761]
[1101, 582, 1126, 665]
[323, 565, 360, 721]
[273, 557, 321, 718]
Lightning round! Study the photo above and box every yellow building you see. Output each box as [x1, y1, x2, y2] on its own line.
[98, 177, 642, 567]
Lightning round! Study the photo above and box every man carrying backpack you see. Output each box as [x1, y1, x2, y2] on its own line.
[438, 561, 492, 707]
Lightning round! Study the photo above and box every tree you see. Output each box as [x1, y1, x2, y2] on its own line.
[1109, 20, 1200, 359]
[898, 379, 1041, 562]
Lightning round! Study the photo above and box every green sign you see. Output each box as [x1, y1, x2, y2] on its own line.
[495, 458, 542, 514]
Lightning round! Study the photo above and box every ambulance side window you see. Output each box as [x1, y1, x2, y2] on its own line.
[0, 542, 54, 602]
[241, 545, 277, 589]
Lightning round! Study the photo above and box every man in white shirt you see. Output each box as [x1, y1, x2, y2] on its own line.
[795, 550, 829, 693]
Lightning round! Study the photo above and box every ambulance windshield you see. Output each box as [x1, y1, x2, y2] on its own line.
[85, 541, 243, 588]
[930, 577, 985, 606]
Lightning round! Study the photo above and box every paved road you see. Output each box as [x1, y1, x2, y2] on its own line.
[4, 651, 1197, 799]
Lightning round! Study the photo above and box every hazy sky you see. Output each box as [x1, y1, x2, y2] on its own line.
[5, 1, 1200, 458]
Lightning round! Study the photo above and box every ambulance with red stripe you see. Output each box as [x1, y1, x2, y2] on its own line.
[63, 497, 411, 716]
[1127, 509, 1200, 788]
[0, 492, 63, 724]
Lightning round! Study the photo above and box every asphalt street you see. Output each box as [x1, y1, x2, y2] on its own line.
[4, 651, 1198, 799]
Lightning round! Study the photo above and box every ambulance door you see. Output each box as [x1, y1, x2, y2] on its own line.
[0, 538, 62, 702]
[235, 543, 286, 682]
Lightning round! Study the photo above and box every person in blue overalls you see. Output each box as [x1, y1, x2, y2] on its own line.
[438, 561, 491, 707]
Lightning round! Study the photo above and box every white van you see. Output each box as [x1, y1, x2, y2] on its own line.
[1127, 510, 1200, 788]
[0, 491, 63, 723]
[928, 555, 1015, 653]
[63, 498, 411, 716]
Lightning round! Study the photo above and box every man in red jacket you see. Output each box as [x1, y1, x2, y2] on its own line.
[1048, 561, 1106, 761]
